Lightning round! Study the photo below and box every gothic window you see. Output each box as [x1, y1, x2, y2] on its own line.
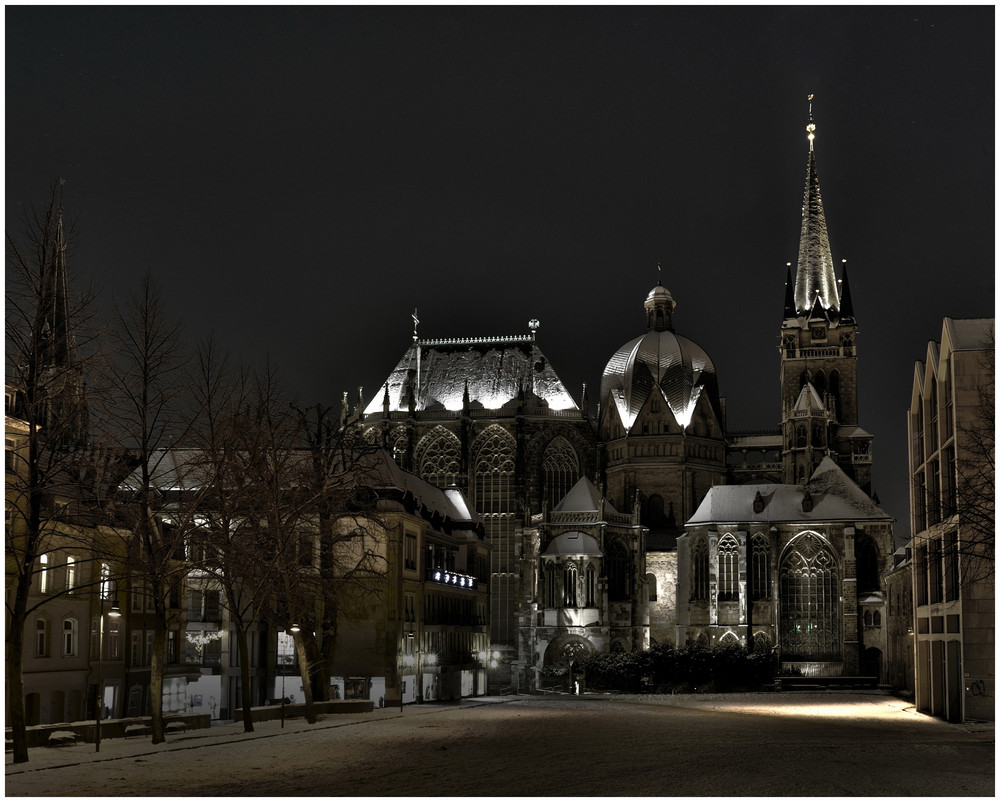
[585, 565, 596, 607]
[388, 426, 408, 466]
[813, 370, 827, 396]
[542, 436, 580, 510]
[812, 422, 825, 446]
[544, 563, 557, 609]
[863, 609, 872, 626]
[718, 535, 739, 601]
[564, 564, 578, 608]
[644, 494, 666, 527]
[417, 427, 462, 488]
[475, 426, 517, 643]
[606, 540, 630, 601]
[795, 424, 807, 448]
[779, 532, 840, 660]
[873, 610, 881, 627]
[692, 539, 709, 601]
[751, 535, 770, 600]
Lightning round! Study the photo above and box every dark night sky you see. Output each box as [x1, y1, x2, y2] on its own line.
[6, 6, 995, 533]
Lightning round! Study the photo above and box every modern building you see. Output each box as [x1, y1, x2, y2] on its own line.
[909, 316, 994, 722]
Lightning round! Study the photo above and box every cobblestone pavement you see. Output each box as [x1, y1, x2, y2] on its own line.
[6, 691, 994, 796]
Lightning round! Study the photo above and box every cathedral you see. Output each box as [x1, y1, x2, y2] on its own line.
[363, 107, 894, 686]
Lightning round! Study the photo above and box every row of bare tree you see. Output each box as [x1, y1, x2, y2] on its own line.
[6, 185, 385, 763]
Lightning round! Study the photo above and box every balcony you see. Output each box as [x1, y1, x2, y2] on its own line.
[426, 568, 479, 590]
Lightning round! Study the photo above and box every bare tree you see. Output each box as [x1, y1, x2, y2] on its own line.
[956, 323, 994, 587]
[98, 272, 192, 744]
[5, 183, 102, 763]
[291, 403, 386, 703]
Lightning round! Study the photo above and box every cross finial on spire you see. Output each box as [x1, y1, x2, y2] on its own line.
[806, 93, 816, 151]
[657, 262, 662, 285]
[412, 308, 419, 341]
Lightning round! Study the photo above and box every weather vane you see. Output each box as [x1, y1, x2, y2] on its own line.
[412, 308, 420, 342]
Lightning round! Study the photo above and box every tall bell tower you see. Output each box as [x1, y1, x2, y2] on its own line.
[779, 98, 872, 492]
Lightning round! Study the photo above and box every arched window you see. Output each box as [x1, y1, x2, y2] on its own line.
[812, 422, 825, 446]
[563, 564, 578, 608]
[645, 494, 666, 527]
[779, 532, 840, 660]
[416, 427, 462, 488]
[542, 436, 579, 510]
[544, 563, 557, 609]
[35, 618, 48, 657]
[796, 424, 807, 448]
[813, 370, 827, 396]
[38, 553, 50, 594]
[65, 556, 77, 592]
[646, 572, 658, 602]
[388, 426, 408, 467]
[751, 535, 770, 600]
[474, 426, 517, 643]
[873, 610, 882, 627]
[63, 618, 79, 656]
[606, 541, 629, 601]
[863, 609, 872, 627]
[585, 565, 596, 607]
[692, 539, 709, 601]
[718, 535, 739, 601]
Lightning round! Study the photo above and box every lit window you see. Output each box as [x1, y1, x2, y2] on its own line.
[65, 556, 77, 592]
[39, 554, 50, 594]
[718, 535, 739, 601]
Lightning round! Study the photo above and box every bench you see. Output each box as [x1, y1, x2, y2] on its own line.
[124, 721, 150, 738]
[47, 730, 78, 747]
[165, 721, 187, 733]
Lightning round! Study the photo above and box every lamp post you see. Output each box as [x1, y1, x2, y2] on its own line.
[95, 593, 121, 753]
[281, 623, 299, 729]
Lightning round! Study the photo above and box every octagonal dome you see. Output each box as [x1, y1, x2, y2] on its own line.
[601, 283, 720, 432]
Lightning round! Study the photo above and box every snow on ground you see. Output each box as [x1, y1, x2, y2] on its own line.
[5, 691, 994, 798]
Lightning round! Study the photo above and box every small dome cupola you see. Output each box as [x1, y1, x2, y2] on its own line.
[644, 279, 675, 332]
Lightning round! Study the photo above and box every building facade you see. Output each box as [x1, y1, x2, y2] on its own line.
[909, 316, 994, 722]
[362, 324, 598, 670]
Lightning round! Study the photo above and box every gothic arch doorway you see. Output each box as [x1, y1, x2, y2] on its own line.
[543, 635, 596, 669]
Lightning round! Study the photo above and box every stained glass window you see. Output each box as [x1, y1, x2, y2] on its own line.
[718, 534, 739, 601]
[779, 532, 840, 659]
[542, 436, 579, 509]
[417, 426, 462, 488]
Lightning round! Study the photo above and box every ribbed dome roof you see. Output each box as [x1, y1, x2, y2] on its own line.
[601, 284, 720, 431]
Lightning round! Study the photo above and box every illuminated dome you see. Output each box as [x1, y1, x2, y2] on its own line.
[601, 282, 721, 431]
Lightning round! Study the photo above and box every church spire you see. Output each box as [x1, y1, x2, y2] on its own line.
[838, 259, 855, 320]
[792, 95, 840, 316]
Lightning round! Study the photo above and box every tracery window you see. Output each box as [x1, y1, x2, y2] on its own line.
[474, 426, 517, 643]
[606, 541, 629, 601]
[750, 535, 770, 600]
[692, 539, 709, 601]
[388, 426, 408, 467]
[717, 535, 739, 601]
[417, 427, 462, 488]
[779, 532, 840, 660]
[564, 564, 578, 608]
[544, 563, 557, 609]
[585, 565, 596, 606]
[796, 424, 807, 448]
[542, 436, 579, 510]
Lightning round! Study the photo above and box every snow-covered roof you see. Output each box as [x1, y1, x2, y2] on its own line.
[543, 530, 602, 556]
[364, 333, 579, 415]
[687, 457, 890, 526]
[793, 382, 826, 415]
[837, 425, 873, 440]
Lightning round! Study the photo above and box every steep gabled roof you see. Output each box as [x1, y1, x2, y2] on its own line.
[687, 457, 890, 525]
[364, 332, 579, 415]
[553, 476, 605, 513]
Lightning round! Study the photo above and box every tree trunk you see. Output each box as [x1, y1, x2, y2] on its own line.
[234, 621, 255, 733]
[7, 601, 28, 763]
[149, 604, 167, 744]
[293, 632, 317, 724]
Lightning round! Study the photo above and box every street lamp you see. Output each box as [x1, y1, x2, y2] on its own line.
[95, 595, 121, 753]
[281, 623, 299, 729]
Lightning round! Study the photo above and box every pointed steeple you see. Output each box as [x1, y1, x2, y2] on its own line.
[782, 263, 795, 319]
[793, 96, 840, 316]
[40, 182, 74, 371]
[838, 260, 855, 321]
